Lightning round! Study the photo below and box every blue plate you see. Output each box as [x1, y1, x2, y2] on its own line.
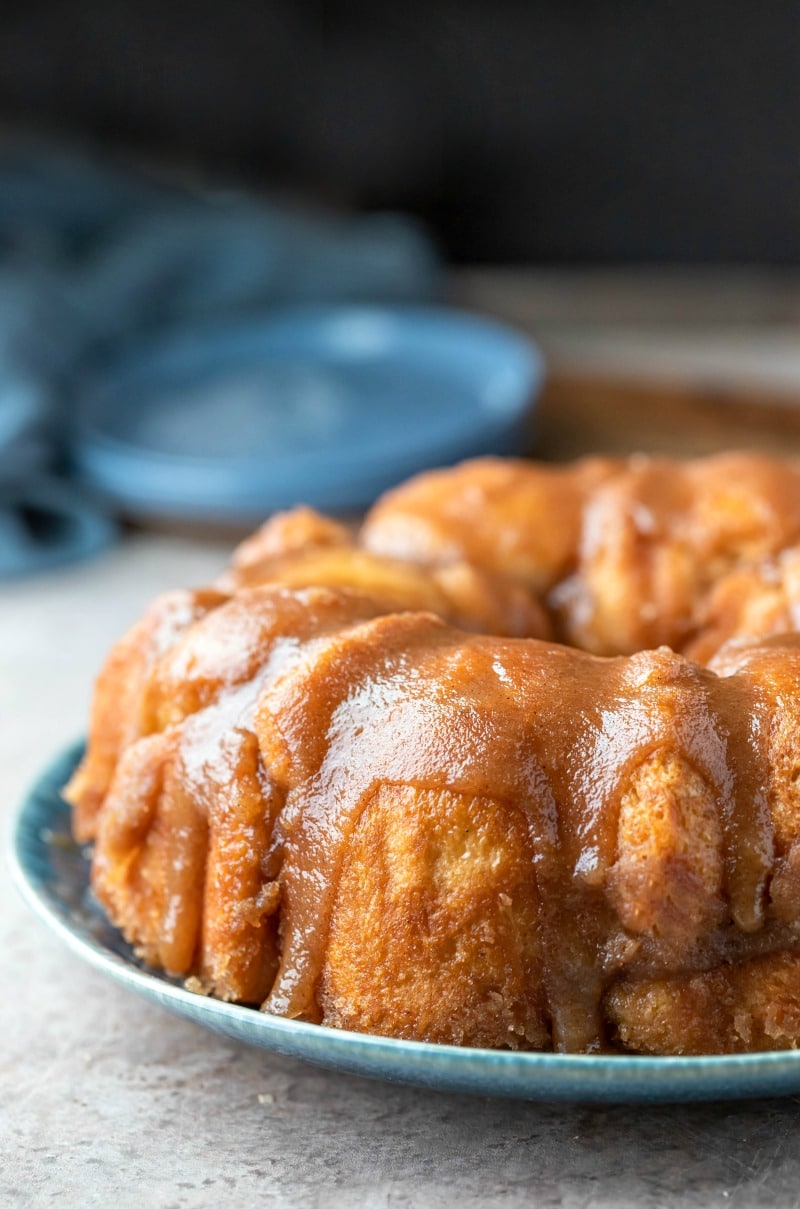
[71, 306, 542, 522]
[13, 743, 800, 1103]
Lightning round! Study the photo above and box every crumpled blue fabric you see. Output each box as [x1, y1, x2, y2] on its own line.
[0, 144, 439, 577]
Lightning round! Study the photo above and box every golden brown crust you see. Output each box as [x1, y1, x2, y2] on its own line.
[218, 506, 551, 639]
[86, 587, 388, 1002]
[605, 751, 725, 953]
[256, 608, 800, 1053]
[68, 454, 800, 1054]
[363, 453, 800, 655]
[605, 952, 800, 1054]
[218, 506, 353, 590]
[320, 785, 548, 1049]
[685, 546, 800, 664]
[560, 453, 800, 654]
[361, 455, 619, 593]
[65, 588, 227, 842]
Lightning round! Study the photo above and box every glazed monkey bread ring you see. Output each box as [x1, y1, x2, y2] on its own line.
[66, 454, 800, 1054]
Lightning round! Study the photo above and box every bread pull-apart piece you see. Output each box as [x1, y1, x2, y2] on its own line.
[362, 453, 800, 657]
[606, 952, 800, 1054]
[92, 715, 282, 1003]
[319, 784, 549, 1049]
[65, 588, 227, 842]
[707, 634, 800, 932]
[360, 455, 619, 594]
[605, 750, 725, 954]
[557, 453, 800, 655]
[685, 546, 800, 664]
[88, 587, 390, 1002]
[220, 506, 353, 588]
[65, 582, 381, 843]
[218, 506, 550, 639]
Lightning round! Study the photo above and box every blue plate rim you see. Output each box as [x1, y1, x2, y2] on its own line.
[76, 304, 543, 468]
[70, 304, 543, 520]
[10, 741, 800, 1103]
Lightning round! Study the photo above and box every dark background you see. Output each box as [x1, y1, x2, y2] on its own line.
[1, 1, 797, 264]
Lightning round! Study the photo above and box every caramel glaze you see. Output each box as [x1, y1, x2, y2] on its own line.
[65, 587, 227, 842]
[69, 451, 800, 1054]
[685, 546, 800, 665]
[90, 588, 388, 1002]
[361, 455, 619, 595]
[250, 608, 800, 1053]
[362, 453, 800, 657]
[217, 504, 550, 641]
[77, 584, 800, 1051]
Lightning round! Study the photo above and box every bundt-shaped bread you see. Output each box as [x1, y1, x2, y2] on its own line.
[66, 453, 800, 1055]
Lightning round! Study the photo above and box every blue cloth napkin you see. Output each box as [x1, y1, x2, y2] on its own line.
[0, 144, 439, 577]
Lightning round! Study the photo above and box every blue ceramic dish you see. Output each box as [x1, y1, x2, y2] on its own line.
[12, 743, 800, 1104]
[71, 306, 542, 522]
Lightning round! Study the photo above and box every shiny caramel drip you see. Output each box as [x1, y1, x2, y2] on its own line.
[218, 506, 550, 640]
[256, 611, 786, 1051]
[66, 587, 228, 842]
[361, 455, 620, 593]
[91, 588, 390, 1000]
[70, 450, 800, 1053]
[362, 452, 800, 657]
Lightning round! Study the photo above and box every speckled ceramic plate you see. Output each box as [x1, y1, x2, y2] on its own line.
[12, 743, 800, 1103]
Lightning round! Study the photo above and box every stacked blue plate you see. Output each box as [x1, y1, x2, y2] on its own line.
[72, 306, 543, 522]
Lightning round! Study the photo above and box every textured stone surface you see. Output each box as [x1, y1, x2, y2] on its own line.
[4, 532, 800, 1208]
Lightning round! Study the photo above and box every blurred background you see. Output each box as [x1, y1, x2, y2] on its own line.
[2, 0, 800, 575]
[1, 0, 798, 264]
